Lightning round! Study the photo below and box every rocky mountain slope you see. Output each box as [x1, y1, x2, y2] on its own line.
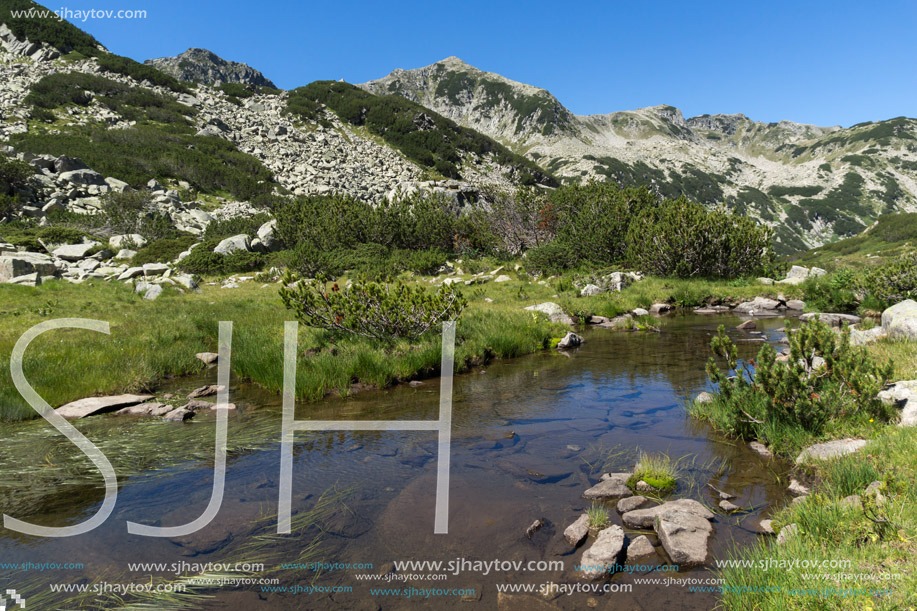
[144, 47, 278, 88]
[361, 58, 917, 253]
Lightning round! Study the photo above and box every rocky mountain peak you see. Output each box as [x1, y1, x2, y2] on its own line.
[144, 47, 277, 88]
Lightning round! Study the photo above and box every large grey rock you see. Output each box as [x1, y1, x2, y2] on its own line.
[654, 508, 713, 565]
[578, 525, 625, 579]
[214, 234, 250, 255]
[142, 284, 163, 300]
[877, 381, 917, 427]
[142, 263, 170, 276]
[563, 514, 590, 547]
[881, 300, 917, 340]
[622, 498, 714, 529]
[734, 296, 781, 314]
[524, 302, 573, 325]
[0, 253, 56, 282]
[850, 326, 888, 346]
[59, 169, 106, 186]
[799, 312, 861, 327]
[580, 283, 603, 297]
[56, 394, 154, 419]
[52, 242, 98, 261]
[118, 267, 145, 281]
[556, 331, 584, 349]
[256, 219, 281, 251]
[583, 473, 632, 499]
[196, 352, 219, 364]
[795, 438, 867, 464]
[53, 155, 88, 173]
[649, 303, 673, 314]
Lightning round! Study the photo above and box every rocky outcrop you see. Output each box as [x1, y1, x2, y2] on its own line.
[55, 394, 154, 418]
[144, 48, 277, 88]
[881, 299, 917, 340]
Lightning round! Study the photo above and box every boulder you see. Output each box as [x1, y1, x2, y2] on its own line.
[632, 308, 649, 316]
[881, 300, 917, 340]
[649, 303, 672, 314]
[52, 242, 98, 261]
[163, 407, 195, 421]
[142, 263, 170, 276]
[53, 155, 88, 173]
[117, 267, 145, 281]
[622, 498, 714, 529]
[524, 302, 574, 325]
[787, 479, 810, 496]
[188, 384, 223, 399]
[737, 320, 757, 330]
[196, 352, 219, 364]
[59, 169, 106, 186]
[581, 284, 603, 297]
[749, 441, 772, 458]
[578, 525, 625, 579]
[563, 514, 590, 547]
[625, 535, 656, 561]
[142, 284, 163, 300]
[6, 272, 41, 286]
[734, 296, 781, 314]
[795, 439, 867, 464]
[758, 519, 775, 535]
[718, 500, 741, 513]
[0, 253, 56, 282]
[556, 332, 584, 349]
[785, 299, 806, 311]
[56, 393, 154, 419]
[694, 391, 715, 404]
[494, 275, 512, 283]
[256, 219, 282, 251]
[214, 234, 250, 255]
[654, 508, 713, 565]
[104, 177, 131, 193]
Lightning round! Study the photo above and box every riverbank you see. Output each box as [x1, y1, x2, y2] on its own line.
[0, 270, 811, 422]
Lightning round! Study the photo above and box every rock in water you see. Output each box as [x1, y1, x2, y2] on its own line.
[55, 394, 154, 418]
[622, 498, 714, 529]
[579, 525, 625, 579]
[654, 508, 713, 566]
[626, 534, 656, 561]
[563, 514, 589, 547]
[556, 331, 584, 349]
[583, 473, 632, 499]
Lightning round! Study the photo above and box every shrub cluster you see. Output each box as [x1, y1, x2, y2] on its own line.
[1, 152, 34, 217]
[279, 273, 467, 341]
[175, 240, 266, 275]
[11, 125, 274, 200]
[695, 321, 893, 449]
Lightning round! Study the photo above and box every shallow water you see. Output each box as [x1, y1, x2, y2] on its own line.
[0, 314, 793, 610]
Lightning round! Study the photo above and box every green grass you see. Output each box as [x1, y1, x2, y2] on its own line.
[790, 212, 917, 271]
[719, 426, 917, 610]
[0, 275, 563, 422]
[627, 451, 680, 493]
[586, 503, 610, 529]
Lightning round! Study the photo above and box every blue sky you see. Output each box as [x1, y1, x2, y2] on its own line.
[48, 0, 916, 127]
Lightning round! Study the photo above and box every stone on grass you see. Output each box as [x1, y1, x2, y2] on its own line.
[788, 479, 810, 496]
[881, 299, 917, 340]
[196, 352, 219, 365]
[214, 234, 250, 255]
[525, 302, 574, 325]
[695, 391, 714, 404]
[52, 242, 98, 261]
[795, 439, 867, 464]
[776, 523, 798, 545]
[758, 519, 775, 535]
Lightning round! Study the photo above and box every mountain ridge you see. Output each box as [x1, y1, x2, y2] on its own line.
[144, 47, 278, 88]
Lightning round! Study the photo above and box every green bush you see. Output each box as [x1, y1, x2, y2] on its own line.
[857, 251, 917, 309]
[0, 0, 101, 56]
[274, 192, 477, 277]
[624, 197, 773, 278]
[11, 125, 274, 199]
[279, 273, 467, 341]
[1, 152, 34, 195]
[176, 242, 265, 275]
[98, 190, 179, 241]
[95, 52, 189, 93]
[203, 213, 273, 241]
[130, 235, 197, 266]
[801, 270, 860, 313]
[696, 321, 894, 449]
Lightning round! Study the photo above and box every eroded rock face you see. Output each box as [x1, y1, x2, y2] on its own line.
[145, 48, 277, 88]
[579, 525, 625, 579]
